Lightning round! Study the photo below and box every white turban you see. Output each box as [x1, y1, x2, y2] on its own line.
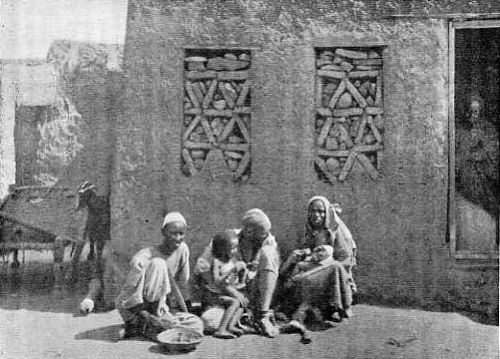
[162, 212, 187, 229]
[241, 208, 271, 232]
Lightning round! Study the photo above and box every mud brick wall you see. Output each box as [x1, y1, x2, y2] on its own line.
[109, 0, 498, 320]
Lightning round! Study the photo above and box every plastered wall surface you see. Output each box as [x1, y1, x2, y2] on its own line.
[107, 0, 497, 320]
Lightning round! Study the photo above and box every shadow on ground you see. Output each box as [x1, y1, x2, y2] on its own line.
[74, 324, 124, 342]
[0, 258, 93, 314]
[357, 291, 499, 327]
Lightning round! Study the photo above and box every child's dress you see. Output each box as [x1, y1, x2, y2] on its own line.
[194, 251, 246, 308]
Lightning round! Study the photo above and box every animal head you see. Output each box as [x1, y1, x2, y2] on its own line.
[75, 181, 97, 211]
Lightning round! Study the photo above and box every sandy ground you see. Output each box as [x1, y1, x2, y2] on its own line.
[0, 251, 498, 359]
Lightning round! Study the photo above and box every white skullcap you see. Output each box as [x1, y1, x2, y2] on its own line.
[162, 212, 187, 228]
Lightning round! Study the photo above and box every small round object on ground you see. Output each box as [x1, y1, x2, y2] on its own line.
[157, 327, 203, 353]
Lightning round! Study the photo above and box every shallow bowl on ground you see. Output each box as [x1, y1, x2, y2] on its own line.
[157, 327, 203, 352]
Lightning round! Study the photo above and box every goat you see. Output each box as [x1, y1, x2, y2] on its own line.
[67, 181, 110, 282]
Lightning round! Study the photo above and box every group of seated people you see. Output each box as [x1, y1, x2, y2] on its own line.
[115, 195, 357, 341]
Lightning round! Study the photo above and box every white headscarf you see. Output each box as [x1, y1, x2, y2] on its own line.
[162, 212, 187, 229]
[306, 195, 356, 250]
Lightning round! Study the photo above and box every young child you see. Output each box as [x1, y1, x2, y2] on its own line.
[287, 244, 334, 284]
[195, 230, 248, 339]
[286, 244, 335, 324]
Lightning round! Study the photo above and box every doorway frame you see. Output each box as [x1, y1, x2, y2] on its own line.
[448, 19, 500, 264]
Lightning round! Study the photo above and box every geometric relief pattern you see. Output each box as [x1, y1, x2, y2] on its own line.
[181, 50, 251, 182]
[315, 47, 384, 184]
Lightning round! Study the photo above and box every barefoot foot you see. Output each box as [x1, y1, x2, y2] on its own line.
[213, 330, 237, 339]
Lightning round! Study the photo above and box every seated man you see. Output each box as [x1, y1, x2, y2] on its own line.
[115, 212, 203, 340]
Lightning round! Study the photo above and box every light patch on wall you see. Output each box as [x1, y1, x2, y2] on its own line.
[1, 0, 127, 60]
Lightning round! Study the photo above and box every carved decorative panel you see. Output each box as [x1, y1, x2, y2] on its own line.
[181, 49, 251, 181]
[314, 47, 384, 183]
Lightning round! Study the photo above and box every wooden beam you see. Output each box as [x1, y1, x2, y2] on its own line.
[344, 79, 368, 108]
[333, 108, 363, 117]
[219, 144, 250, 152]
[375, 74, 383, 106]
[317, 117, 333, 147]
[182, 115, 201, 142]
[448, 20, 457, 256]
[233, 152, 251, 178]
[317, 107, 333, 117]
[183, 141, 212, 150]
[217, 71, 248, 81]
[200, 117, 216, 143]
[218, 82, 236, 109]
[182, 149, 198, 175]
[317, 70, 345, 80]
[202, 79, 218, 109]
[186, 70, 217, 80]
[218, 118, 235, 143]
[338, 152, 357, 181]
[318, 148, 350, 157]
[314, 157, 338, 185]
[316, 76, 324, 108]
[354, 113, 367, 145]
[236, 82, 250, 107]
[347, 71, 379, 79]
[357, 153, 380, 180]
[234, 114, 251, 143]
[234, 107, 251, 115]
[203, 109, 233, 117]
[185, 108, 202, 115]
[0, 211, 55, 236]
[328, 80, 346, 109]
[352, 144, 384, 153]
[185, 82, 201, 108]
[366, 107, 384, 115]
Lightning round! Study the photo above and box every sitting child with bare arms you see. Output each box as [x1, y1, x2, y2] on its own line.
[285, 244, 335, 324]
[197, 230, 249, 339]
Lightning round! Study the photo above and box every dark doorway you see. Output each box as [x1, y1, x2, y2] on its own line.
[14, 105, 52, 186]
[454, 26, 499, 253]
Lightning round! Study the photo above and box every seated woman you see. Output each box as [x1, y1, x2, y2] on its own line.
[115, 212, 203, 340]
[279, 195, 356, 323]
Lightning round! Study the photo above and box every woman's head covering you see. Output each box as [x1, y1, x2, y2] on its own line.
[241, 208, 271, 233]
[306, 195, 335, 230]
[162, 212, 187, 229]
[304, 195, 356, 250]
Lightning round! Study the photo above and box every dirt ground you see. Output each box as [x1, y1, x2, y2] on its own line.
[0, 252, 498, 359]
